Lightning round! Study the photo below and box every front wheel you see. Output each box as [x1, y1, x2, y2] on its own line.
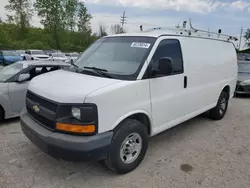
[105, 119, 148, 174]
[209, 91, 229, 120]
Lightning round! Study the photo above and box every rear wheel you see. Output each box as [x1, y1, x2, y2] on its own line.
[209, 91, 229, 120]
[105, 119, 148, 174]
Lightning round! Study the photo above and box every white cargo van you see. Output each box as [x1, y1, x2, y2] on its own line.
[20, 23, 237, 174]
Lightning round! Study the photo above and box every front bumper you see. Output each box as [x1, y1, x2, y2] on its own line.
[235, 84, 250, 94]
[20, 108, 113, 162]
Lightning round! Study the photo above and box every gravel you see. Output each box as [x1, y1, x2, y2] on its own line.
[1, 97, 250, 188]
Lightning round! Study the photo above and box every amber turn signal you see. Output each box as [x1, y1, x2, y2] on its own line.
[56, 123, 95, 133]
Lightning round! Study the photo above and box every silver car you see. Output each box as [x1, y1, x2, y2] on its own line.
[235, 61, 250, 95]
[49, 53, 69, 62]
[0, 61, 70, 121]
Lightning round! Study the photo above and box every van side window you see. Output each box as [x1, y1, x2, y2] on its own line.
[151, 39, 183, 76]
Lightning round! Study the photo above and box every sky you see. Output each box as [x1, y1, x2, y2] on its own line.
[1, 0, 250, 49]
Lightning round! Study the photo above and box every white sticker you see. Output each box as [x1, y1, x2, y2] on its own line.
[131, 42, 151, 49]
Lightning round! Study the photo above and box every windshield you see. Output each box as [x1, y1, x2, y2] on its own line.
[53, 53, 65, 57]
[74, 36, 155, 80]
[2, 51, 18, 56]
[238, 62, 250, 73]
[16, 50, 25, 54]
[0, 63, 24, 82]
[31, 50, 45, 55]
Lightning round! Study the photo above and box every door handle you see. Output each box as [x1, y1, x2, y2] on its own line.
[184, 76, 187, 88]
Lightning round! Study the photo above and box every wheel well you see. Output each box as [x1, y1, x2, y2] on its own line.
[0, 105, 5, 119]
[127, 113, 151, 135]
[115, 113, 152, 135]
[222, 85, 230, 98]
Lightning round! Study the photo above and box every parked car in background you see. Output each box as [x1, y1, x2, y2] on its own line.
[65, 52, 79, 63]
[25, 50, 50, 61]
[44, 50, 62, 56]
[238, 53, 250, 61]
[235, 61, 250, 95]
[49, 53, 68, 62]
[0, 61, 70, 121]
[16, 50, 32, 60]
[0, 50, 23, 65]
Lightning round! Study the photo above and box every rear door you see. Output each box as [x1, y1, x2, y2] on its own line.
[148, 38, 187, 133]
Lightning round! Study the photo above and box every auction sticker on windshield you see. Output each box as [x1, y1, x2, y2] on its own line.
[131, 42, 151, 49]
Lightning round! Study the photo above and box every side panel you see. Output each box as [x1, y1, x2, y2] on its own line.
[85, 80, 152, 134]
[180, 37, 237, 113]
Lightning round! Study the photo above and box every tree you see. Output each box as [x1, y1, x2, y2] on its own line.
[35, 0, 65, 49]
[5, 0, 33, 38]
[110, 24, 125, 34]
[98, 23, 107, 37]
[6, 15, 15, 24]
[244, 29, 250, 47]
[64, 0, 78, 31]
[77, 1, 92, 33]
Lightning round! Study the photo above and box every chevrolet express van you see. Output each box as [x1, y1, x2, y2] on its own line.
[20, 26, 237, 174]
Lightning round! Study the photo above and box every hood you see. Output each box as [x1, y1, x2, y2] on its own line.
[53, 57, 68, 60]
[32, 54, 49, 58]
[238, 72, 250, 82]
[4, 56, 22, 61]
[28, 70, 122, 103]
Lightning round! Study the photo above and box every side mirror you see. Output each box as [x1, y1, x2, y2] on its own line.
[18, 74, 30, 82]
[151, 57, 173, 77]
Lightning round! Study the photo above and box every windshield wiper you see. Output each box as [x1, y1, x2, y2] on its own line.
[69, 61, 82, 72]
[83, 66, 113, 78]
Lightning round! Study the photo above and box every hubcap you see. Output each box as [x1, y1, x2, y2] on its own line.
[219, 98, 226, 115]
[120, 133, 142, 164]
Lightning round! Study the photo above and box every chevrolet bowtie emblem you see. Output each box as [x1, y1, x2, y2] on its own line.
[33, 105, 40, 113]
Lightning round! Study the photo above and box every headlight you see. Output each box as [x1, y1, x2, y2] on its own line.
[241, 80, 250, 85]
[71, 107, 81, 120]
[56, 104, 98, 135]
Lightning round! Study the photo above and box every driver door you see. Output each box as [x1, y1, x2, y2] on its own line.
[8, 79, 30, 114]
[8, 65, 60, 114]
[8, 66, 40, 114]
[148, 38, 188, 133]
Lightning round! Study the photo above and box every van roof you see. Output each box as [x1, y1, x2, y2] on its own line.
[107, 32, 161, 38]
[106, 31, 235, 43]
[106, 25, 237, 43]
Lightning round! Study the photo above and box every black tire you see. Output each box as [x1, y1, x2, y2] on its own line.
[105, 119, 148, 174]
[0, 106, 4, 122]
[209, 91, 229, 120]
